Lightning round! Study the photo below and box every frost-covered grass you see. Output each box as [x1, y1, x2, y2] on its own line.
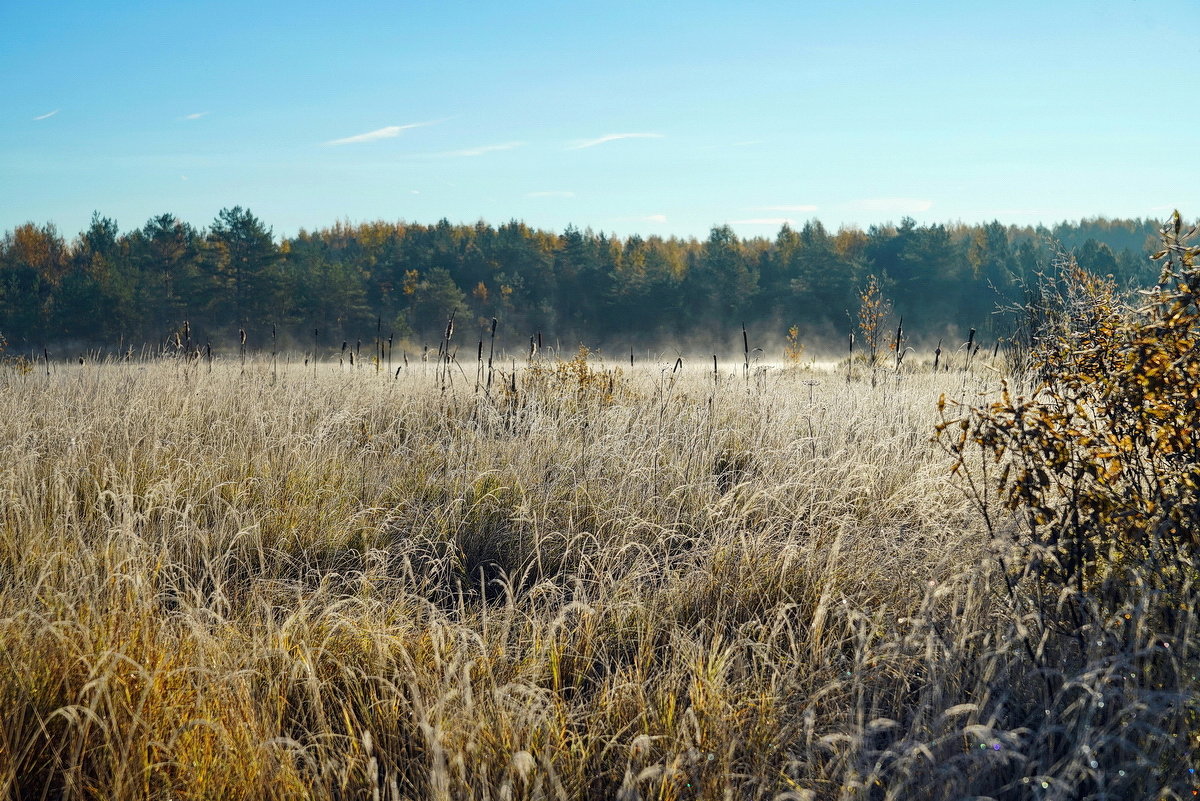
[0, 356, 1192, 799]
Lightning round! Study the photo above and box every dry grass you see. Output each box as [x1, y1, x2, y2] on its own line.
[0, 356, 1193, 799]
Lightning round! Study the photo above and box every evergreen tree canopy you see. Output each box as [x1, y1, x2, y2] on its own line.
[0, 211, 1181, 355]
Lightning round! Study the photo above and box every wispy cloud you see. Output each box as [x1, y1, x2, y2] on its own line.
[757, 204, 818, 213]
[33, 109, 59, 121]
[182, 112, 209, 120]
[732, 217, 796, 226]
[326, 120, 438, 146]
[849, 197, 934, 214]
[526, 190, 575, 198]
[643, 214, 668, 224]
[441, 141, 524, 157]
[569, 132, 664, 150]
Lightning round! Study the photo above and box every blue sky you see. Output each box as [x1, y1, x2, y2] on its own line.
[2, 0, 1196, 240]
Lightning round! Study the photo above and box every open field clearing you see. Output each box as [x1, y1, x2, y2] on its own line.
[6, 0, 1197, 794]
[0, 353, 1195, 800]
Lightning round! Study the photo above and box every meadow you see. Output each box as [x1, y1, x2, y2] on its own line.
[0, 342, 1195, 799]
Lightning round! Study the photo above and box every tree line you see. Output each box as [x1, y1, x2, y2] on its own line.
[0, 208, 1168, 356]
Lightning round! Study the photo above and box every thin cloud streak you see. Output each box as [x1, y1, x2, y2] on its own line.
[326, 120, 438, 146]
[643, 214, 667, 223]
[182, 112, 209, 120]
[33, 110, 59, 121]
[569, 132, 664, 150]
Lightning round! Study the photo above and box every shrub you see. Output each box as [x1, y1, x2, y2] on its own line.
[936, 212, 1200, 793]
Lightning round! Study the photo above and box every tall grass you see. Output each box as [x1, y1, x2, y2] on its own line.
[0, 351, 1193, 799]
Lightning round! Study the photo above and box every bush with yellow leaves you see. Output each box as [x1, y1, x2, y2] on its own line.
[940, 212, 1199, 604]
[935, 213, 1200, 794]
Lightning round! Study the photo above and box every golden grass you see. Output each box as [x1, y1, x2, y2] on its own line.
[0, 357, 1192, 799]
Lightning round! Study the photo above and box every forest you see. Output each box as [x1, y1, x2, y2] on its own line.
[0, 209, 1167, 355]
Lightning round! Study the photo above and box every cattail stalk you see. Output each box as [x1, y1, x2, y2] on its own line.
[893, 317, 904, 371]
[440, 311, 456, 392]
[487, 318, 497, 389]
[742, 323, 750, 380]
[475, 337, 483, 394]
[847, 331, 854, 384]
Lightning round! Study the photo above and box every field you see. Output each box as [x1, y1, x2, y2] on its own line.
[0, 352, 1194, 800]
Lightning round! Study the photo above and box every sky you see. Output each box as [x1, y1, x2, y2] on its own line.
[2, 0, 1196, 241]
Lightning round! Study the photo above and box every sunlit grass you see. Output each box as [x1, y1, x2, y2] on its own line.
[0, 355, 1192, 799]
